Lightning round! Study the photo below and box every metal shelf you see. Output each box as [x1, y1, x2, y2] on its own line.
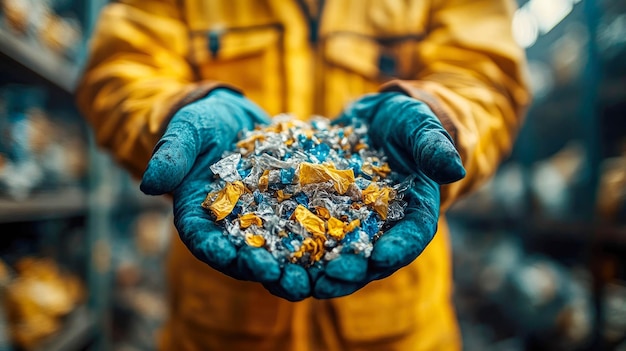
[0, 27, 79, 93]
[0, 188, 87, 223]
[34, 306, 96, 351]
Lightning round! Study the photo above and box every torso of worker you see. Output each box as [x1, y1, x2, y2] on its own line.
[162, 2, 457, 350]
[78, 0, 529, 350]
[182, 0, 433, 121]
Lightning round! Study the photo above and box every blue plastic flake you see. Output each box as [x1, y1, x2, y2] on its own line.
[341, 230, 360, 245]
[297, 134, 309, 145]
[280, 168, 295, 184]
[294, 192, 309, 206]
[269, 182, 283, 191]
[202, 116, 408, 267]
[311, 143, 331, 162]
[362, 214, 379, 239]
[282, 237, 295, 252]
[302, 139, 315, 151]
[253, 190, 264, 205]
[226, 205, 243, 221]
[238, 167, 251, 178]
[355, 177, 370, 190]
[349, 154, 363, 176]
[311, 119, 325, 130]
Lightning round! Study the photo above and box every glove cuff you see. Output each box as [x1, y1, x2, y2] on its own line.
[379, 80, 458, 145]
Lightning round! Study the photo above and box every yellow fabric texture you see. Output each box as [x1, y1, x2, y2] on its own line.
[76, 0, 530, 350]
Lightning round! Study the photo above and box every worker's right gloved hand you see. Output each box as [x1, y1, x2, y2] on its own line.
[140, 89, 311, 301]
[312, 92, 466, 298]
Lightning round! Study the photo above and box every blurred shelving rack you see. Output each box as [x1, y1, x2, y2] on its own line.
[449, 0, 626, 349]
[0, 188, 87, 224]
[33, 306, 96, 351]
[0, 1, 171, 351]
[1, 0, 623, 350]
[0, 26, 79, 93]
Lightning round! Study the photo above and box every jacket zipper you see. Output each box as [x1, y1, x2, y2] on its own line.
[296, 0, 326, 115]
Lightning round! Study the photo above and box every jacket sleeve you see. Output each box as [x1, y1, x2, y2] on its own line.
[75, 0, 234, 178]
[380, 0, 531, 208]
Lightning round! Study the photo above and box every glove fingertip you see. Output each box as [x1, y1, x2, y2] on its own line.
[370, 234, 417, 269]
[268, 264, 310, 301]
[423, 151, 466, 184]
[418, 131, 466, 184]
[313, 276, 362, 299]
[141, 143, 191, 195]
[325, 255, 368, 282]
[198, 233, 238, 269]
[238, 247, 281, 283]
[307, 263, 325, 284]
[141, 164, 174, 195]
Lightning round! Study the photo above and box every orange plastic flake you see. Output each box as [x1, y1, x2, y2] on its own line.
[264, 121, 293, 133]
[327, 217, 345, 240]
[361, 163, 373, 176]
[276, 189, 292, 202]
[372, 163, 392, 177]
[310, 238, 326, 261]
[350, 202, 363, 210]
[285, 138, 295, 146]
[245, 234, 266, 247]
[353, 142, 367, 152]
[361, 183, 394, 219]
[258, 170, 270, 192]
[343, 126, 353, 137]
[361, 183, 380, 205]
[299, 162, 355, 194]
[239, 213, 263, 229]
[235, 134, 266, 154]
[291, 236, 326, 263]
[361, 162, 374, 176]
[344, 219, 361, 234]
[291, 205, 325, 237]
[314, 206, 331, 220]
[202, 181, 248, 220]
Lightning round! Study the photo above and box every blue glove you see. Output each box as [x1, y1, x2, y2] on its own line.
[140, 89, 311, 301]
[313, 92, 466, 298]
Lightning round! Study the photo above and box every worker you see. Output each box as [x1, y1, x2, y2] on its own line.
[76, 0, 530, 350]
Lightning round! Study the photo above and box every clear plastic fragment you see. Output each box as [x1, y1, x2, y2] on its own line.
[201, 116, 410, 267]
[210, 153, 242, 182]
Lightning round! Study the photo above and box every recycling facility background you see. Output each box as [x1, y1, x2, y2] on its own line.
[0, 0, 624, 350]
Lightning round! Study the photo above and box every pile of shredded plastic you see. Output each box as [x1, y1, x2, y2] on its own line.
[201, 115, 411, 267]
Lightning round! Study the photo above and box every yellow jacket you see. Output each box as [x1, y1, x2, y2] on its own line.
[77, 1, 530, 350]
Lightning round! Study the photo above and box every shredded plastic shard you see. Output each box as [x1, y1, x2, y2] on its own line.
[361, 183, 394, 220]
[292, 236, 326, 263]
[201, 181, 247, 220]
[291, 205, 325, 237]
[245, 233, 266, 247]
[209, 153, 242, 182]
[299, 162, 354, 194]
[327, 217, 345, 240]
[239, 213, 262, 229]
[200, 115, 409, 268]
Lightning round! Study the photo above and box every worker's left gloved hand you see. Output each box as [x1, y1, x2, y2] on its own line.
[312, 92, 466, 298]
[140, 89, 311, 301]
